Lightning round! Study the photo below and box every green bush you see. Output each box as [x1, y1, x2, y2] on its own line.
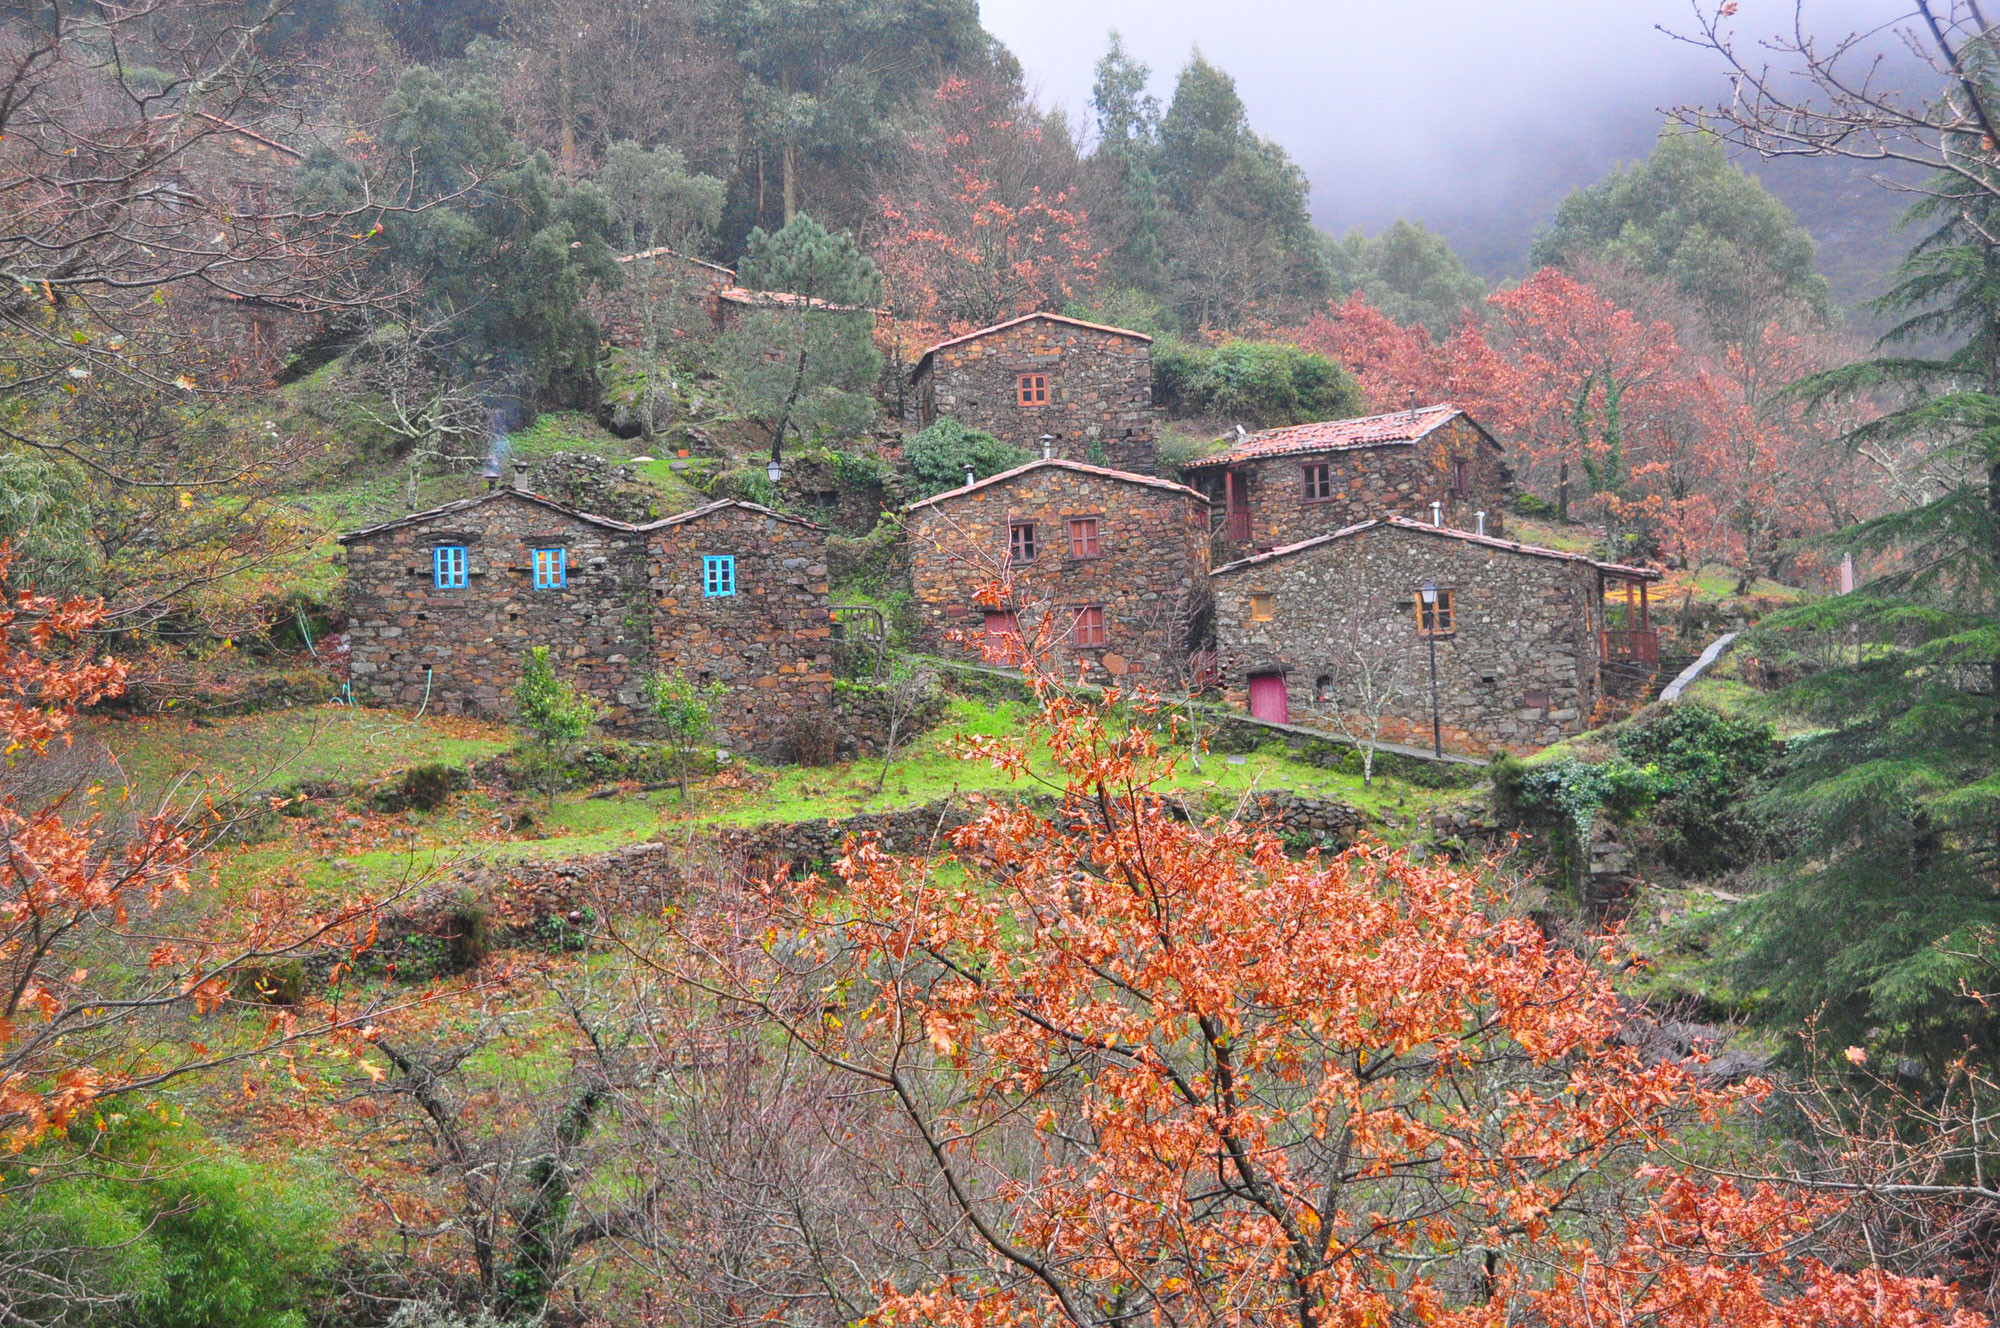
[1151, 338, 1362, 427]
[1614, 703, 1776, 873]
[901, 418, 1034, 497]
[1511, 490, 1556, 518]
[2, 1117, 339, 1328]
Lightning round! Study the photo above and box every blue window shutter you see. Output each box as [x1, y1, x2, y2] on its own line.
[434, 546, 468, 588]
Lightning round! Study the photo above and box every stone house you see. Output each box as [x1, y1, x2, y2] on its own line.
[909, 313, 1158, 474]
[904, 459, 1210, 680]
[642, 499, 833, 757]
[1209, 516, 1660, 756]
[588, 246, 738, 350]
[339, 484, 832, 759]
[338, 486, 652, 720]
[1182, 404, 1511, 557]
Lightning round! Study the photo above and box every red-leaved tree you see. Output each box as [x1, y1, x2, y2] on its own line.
[650, 651, 1978, 1328]
[0, 552, 391, 1151]
[875, 76, 1100, 344]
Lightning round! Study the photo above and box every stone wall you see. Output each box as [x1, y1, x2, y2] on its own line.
[1200, 416, 1511, 555]
[1212, 522, 1607, 755]
[526, 452, 661, 525]
[906, 462, 1211, 681]
[915, 317, 1158, 473]
[587, 248, 734, 351]
[645, 502, 834, 759]
[341, 490, 652, 720]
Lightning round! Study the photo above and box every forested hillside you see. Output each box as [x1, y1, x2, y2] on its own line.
[1, 3, 1996, 1326]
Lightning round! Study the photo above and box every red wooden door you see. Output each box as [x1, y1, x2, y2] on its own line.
[1226, 470, 1252, 543]
[1247, 671, 1289, 724]
[983, 611, 1022, 663]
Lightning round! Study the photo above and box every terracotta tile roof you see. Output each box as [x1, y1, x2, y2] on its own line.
[1180, 404, 1484, 470]
[1210, 514, 1661, 580]
[911, 312, 1153, 375]
[716, 286, 881, 315]
[615, 246, 736, 279]
[903, 458, 1208, 513]
[337, 487, 640, 543]
[635, 498, 824, 532]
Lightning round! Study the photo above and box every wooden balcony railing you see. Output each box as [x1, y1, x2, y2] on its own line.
[1601, 628, 1660, 665]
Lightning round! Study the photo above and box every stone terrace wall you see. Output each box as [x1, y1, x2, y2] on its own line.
[916, 319, 1157, 473]
[1209, 416, 1510, 556]
[906, 465, 1210, 681]
[645, 504, 834, 759]
[342, 492, 651, 720]
[1212, 522, 1604, 755]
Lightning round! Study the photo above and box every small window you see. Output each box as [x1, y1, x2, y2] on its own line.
[433, 545, 468, 588]
[703, 555, 736, 597]
[1071, 605, 1107, 648]
[1009, 521, 1037, 563]
[1017, 372, 1049, 406]
[1068, 517, 1101, 559]
[531, 547, 566, 590]
[1249, 593, 1275, 622]
[1302, 463, 1332, 502]
[1452, 458, 1472, 499]
[1315, 674, 1333, 703]
[1415, 588, 1455, 636]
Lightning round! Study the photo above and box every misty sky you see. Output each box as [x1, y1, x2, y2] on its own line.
[978, 0, 1914, 295]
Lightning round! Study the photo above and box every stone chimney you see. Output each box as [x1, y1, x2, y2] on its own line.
[512, 458, 531, 491]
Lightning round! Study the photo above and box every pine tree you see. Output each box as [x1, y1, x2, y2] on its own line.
[1721, 166, 2000, 1070]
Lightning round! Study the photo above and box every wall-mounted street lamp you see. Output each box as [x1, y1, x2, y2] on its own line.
[1419, 579, 1443, 758]
[766, 456, 784, 486]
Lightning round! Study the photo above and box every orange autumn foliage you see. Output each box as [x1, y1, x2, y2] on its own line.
[709, 661, 1978, 1328]
[876, 75, 1100, 344]
[0, 550, 388, 1150]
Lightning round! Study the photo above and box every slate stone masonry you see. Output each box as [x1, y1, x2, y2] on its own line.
[645, 502, 834, 759]
[912, 314, 1158, 473]
[1211, 520, 1616, 755]
[905, 460, 1210, 681]
[339, 490, 652, 719]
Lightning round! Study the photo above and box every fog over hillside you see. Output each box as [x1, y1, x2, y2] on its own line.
[983, 0, 1922, 314]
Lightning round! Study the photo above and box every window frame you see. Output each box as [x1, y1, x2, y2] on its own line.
[703, 554, 736, 598]
[1415, 588, 1456, 636]
[1067, 516, 1101, 560]
[433, 545, 469, 589]
[1451, 457, 1472, 499]
[531, 546, 567, 590]
[1070, 604, 1108, 648]
[1249, 592, 1276, 623]
[1016, 372, 1049, 407]
[1301, 462, 1333, 503]
[1008, 521, 1037, 564]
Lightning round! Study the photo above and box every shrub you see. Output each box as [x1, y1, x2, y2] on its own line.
[1512, 490, 1557, 518]
[1614, 703, 1776, 874]
[391, 762, 466, 812]
[3, 1117, 339, 1328]
[901, 418, 1033, 497]
[1151, 338, 1362, 427]
[786, 708, 838, 766]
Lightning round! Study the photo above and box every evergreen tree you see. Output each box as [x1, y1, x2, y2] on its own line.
[722, 214, 883, 457]
[1087, 31, 1166, 294]
[307, 65, 620, 405]
[1150, 52, 1326, 329]
[1323, 219, 1487, 338]
[1532, 126, 1831, 339]
[1720, 167, 2000, 1070]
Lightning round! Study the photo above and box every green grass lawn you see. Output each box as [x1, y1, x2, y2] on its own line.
[84, 692, 1452, 903]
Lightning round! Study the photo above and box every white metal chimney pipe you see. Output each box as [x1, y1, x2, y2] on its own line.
[1430, 501, 1442, 526]
[965, 465, 976, 487]
[1475, 510, 1486, 535]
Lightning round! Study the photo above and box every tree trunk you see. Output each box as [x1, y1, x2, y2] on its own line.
[782, 137, 797, 223]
